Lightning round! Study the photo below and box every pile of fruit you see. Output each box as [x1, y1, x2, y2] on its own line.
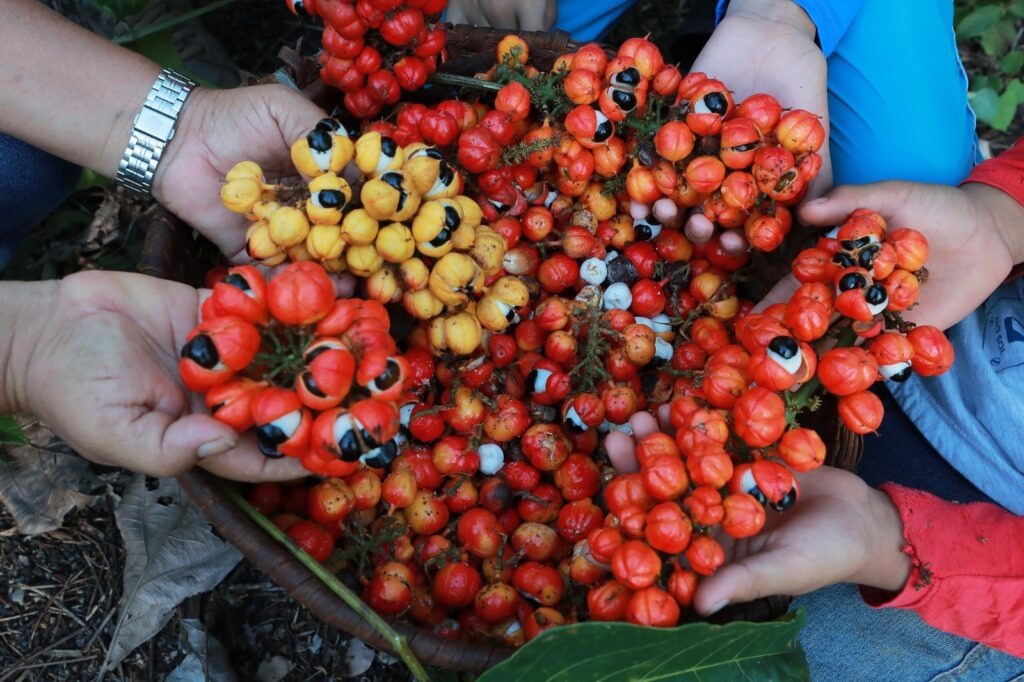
[186, 27, 955, 642]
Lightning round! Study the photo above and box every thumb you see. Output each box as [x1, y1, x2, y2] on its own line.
[122, 411, 238, 478]
[798, 181, 910, 227]
[693, 546, 795, 616]
[264, 84, 329, 146]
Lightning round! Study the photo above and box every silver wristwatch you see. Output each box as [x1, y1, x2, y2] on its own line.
[116, 68, 196, 195]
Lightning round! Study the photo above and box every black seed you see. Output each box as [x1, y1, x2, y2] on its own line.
[316, 118, 340, 133]
[890, 366, 913, 382]
[381, 172, 403, 190]
[304, 344, 330, 364]
[428, 226, 451, 247]
[256, 424, 287, 458]
[749, 487, 768, 507]
[374, 359, 402, 390]
[438, 162, 455, 185]
[610, 88, 637, 111]
[443, 205, 461, 229]
[838, 272, 868, 291]
[222, 273, 251, 291]
[832, 252, 856, 268]
[292, 1, 307, 15]
[865, 283, 888, 305]
[768, 336, 799, 359]
[209, 402, 226, 414]
[423, 148, 443, 160]
[381, 136, 397, 157]
[318, 189, 345, 209]
[606, 256, 639, 286]
[858, 244, 880, 269]
[594, 118, 613, 142]
[564, 412, 586, 434]
[504, 306, 517, 322]
[181, 335, 219, 368]
[301, 371, 327, 398]
[396, 191, 408, 213]
[841, 236, 872, 251]
[770, 489, 797, 512]
[635, 222, 655, 241]
[703, 92, 728, 115]
[307, 129, 332, 152]
[337, 429, 363, 461]
[614, 67, 641, 87]
[731, 141, 759, 152]
[361, 440, 398, 468]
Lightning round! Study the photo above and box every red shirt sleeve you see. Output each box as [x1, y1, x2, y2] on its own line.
[859, 484, 1024, 658]
[964, 136, 1024, 206]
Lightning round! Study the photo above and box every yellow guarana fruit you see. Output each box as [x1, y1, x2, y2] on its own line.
[268, 206, 310, 248]
[476, 295, 515, 332]
[429, 252, 481, 307]
[288, 243, 314, 262]
[221, 178, 263, 215]
[454, 195, 483, 229]
[354, 131, 404, 177]
[306, 224, 346, 261]
[249, 200, 280, 222]
[345, 243, 384, 277]
[427, 316, 447, 353]
[340, 209, 380, 246]
[290, 123, 353, 177]
[245, 221, 287, 266]
[444, 312, 483, 355]
[399, 257, 430, 291]
[226, 160, 264, 182]
[365, 267, 402, 304]
[376, 222, 416, 263]
[306, 173, 352, 225]
[424, 164, 460, 200]
[470, 225, 507, 275]
[490, 276, 531, 306]
[412, 198, 462, 258]
[404, 288, 444, 320]
[401, 147, 444, 195]
[322, 256, 348, 274]
[360, 171, 421, 222]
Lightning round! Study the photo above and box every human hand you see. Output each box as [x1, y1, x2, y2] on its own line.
[446, 0, 558, 31]
[759, 181, 1024, 330]
[3, 273, 306, 481]
[604, 413, 910, 615]
[154, 85, 326, 260]
[685, 0, 830, 251]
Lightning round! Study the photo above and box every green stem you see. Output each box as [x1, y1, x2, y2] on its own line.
[114, 0, 239, 45]
[428, 72, 503, 92]
[220, 483, 431, 682]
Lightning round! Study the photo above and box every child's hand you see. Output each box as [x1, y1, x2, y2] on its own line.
[446, 0, 558, 32]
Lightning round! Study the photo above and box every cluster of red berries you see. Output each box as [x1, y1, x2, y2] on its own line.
[181, 261, 434, 477]
[286, 0, 447, 118]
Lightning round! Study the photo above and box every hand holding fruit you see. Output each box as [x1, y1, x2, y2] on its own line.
[446, 0, 558, 32]
[154, 85, 327, 260]
[1, 272, 307, 481]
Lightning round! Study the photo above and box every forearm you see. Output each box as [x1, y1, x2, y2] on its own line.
[0, 281, 58, 415]
[962, 137, 1024, 266]
[862, 484, 1024, 657]
[0, 0, 160, 176]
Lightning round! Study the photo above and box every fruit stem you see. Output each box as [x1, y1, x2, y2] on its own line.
[428, 72, 503, 92]
[220, 483, 430, 682]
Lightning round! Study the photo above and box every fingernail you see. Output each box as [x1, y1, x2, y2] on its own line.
[198, 438, 236, 459]
[706, 599, 729, 615]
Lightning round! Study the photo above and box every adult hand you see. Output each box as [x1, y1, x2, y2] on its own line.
[3, 272, 306, 481]
[446, 0, 558, 32]
[604, 413, 910, 615]
[686, 0, 830, 250]
[154, 85, 326, 260]
[760, 181, 1024, 330]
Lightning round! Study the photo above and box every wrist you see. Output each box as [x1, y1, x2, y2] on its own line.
[963, 182, 1024, 266]
[149, 85, 210, 206]
[1, 281, 59, 415]
[853, 487, 911, 593]
[724, 0, 816, 39]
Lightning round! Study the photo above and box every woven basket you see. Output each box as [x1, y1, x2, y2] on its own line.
[144, 25, 863, 672]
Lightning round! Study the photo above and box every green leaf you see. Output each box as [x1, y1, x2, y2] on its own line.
[0, 415, 28, 445]
[971, 74, 1003, 92]
[971, 86, 1002, 123]
[990, 88, 1023, 131]
[479, 611, 808, 682]
[1008, 0, 1024, 18]
[1000, 50, 1024, 75]
[1005, 78, 1024, 102]
[957, 5, 1003, 39]
[88, 0, 152, 19]
[980, 19, 1017, 56]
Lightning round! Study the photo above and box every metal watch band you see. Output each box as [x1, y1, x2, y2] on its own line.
[116, 68, 196, 195]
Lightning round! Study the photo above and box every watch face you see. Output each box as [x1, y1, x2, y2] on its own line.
[135, 107, 176, 141]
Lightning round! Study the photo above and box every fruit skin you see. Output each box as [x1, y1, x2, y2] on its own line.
[432, 562, 482, 610]
[267, 262, 335, 325]
[286, 520, 334, 562]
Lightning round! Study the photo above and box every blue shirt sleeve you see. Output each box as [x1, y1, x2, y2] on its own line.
[715, 0, 865, 57]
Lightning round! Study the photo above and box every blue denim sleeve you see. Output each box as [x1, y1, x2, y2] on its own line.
[714, 0, 865, 57]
